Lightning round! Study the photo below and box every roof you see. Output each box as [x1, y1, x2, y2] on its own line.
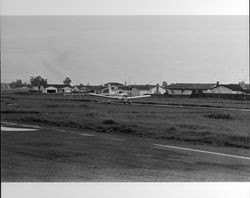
[84, 85, 103, 90]
[117, 85, 131, 90]
[130, 85, 155, 90]
[45, 84, 72, 88]
[73, 85, 87, 89]
[167, 83, 215, 90]
[212, 84, 245, 91]
[104, 82, 124, 86]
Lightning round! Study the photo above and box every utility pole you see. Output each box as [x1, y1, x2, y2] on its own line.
[125, 75, 131, 85]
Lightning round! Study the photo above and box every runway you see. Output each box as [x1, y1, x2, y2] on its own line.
[1, 122, 250, 181]
[1, 126, 38, 131]
[153, 144, 250, 160]
[50, 126, 250, 161]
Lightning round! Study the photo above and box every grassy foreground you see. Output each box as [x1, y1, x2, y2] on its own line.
[1, 92, 250, 149]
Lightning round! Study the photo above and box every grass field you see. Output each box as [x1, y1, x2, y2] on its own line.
[1, 91, 250, 149]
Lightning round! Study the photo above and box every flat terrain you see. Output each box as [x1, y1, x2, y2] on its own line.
[1, 91, 250, 181]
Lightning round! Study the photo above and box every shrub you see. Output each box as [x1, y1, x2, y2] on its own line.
[102, 119, 117, 125]
[204, 113, 233, 120]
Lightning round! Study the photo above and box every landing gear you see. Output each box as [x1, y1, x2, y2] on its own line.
[123, 100, 132, 104]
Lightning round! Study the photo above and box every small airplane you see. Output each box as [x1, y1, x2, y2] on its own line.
[88, 84, 151, 104]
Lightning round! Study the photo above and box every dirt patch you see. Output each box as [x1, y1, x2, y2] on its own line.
[94, 123, 140, 136]
[166, 127, 177, 132]
[11, 149, 86, 160]
[1, 96, 16, 100]
[196, 162, 250, 170]
[119, 126, 137, 134]
[15, 117, 84, 129]
[24, 142, 63, 147]
[177, 124, 208, 130]
[45, 104, 77, 108]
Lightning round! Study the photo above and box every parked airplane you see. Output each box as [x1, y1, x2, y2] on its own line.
[89, 84, 151, 104]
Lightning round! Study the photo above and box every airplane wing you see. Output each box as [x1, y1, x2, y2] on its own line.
[88, 93, 124, 100]
[127, 95, 151, 99]
[89, 93, 151, 100]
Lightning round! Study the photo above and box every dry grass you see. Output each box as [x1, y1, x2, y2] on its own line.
[1, 92, 250, 149]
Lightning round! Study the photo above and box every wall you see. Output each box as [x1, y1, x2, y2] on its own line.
[150, 87, 166, 94]
[131, 88, 150, 96]
[209, 86, 242, 94]
[62, 87, 72, 93]
[168, 89, 193, 95]
[44, 86, 58, 93]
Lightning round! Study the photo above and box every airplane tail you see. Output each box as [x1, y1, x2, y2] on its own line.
[108, 84, 112, 94]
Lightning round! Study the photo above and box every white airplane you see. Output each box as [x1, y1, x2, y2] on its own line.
[89, 84, 151, 104]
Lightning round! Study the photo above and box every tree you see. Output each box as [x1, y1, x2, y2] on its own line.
[30, 76, 47, 91]
[63, 77, 72, 86]
[162, 81, 168, 88]
[9, 79, 24, 88]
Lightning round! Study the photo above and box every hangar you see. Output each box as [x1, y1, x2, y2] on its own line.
[43, 84, 72, 93]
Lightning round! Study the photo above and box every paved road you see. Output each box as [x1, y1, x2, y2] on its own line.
[1, 122, 250, 181]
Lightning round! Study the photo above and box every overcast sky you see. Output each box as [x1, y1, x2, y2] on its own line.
[1, 0, 248, 15]
[1, 16, 249, 85]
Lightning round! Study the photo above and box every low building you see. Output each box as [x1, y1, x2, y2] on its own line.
[167, 83, 215, 95]
[44, 86, 58, 93]
[130, 85, 153, 96]
[62, 86, 72, 93]
[150, 84, 166, 94]
[72, 85, 87, 93]
[84, 85, 103, 93]
[208, 84, 245, 94]
[117, 85, 131, 95]
[30, 85, 45, 92]
[1, 83, 11, 90]
[130, 84, 166, 96]
[43, 84, 72, 93]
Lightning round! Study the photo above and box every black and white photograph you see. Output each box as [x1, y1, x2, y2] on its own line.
[1, 0, 249, 197]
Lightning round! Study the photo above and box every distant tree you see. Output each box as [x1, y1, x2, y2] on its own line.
[9, 82, 15, 88]
[30, 76, 47, 91]
[23, 82, 31, 88]
[15, 80, 23, 87]
[162, 81, 168, 88]
[63, 77, 72, 86]
[9, 79, 24, 88]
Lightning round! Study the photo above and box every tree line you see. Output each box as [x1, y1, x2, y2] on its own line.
[9, 76, 72, 89]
